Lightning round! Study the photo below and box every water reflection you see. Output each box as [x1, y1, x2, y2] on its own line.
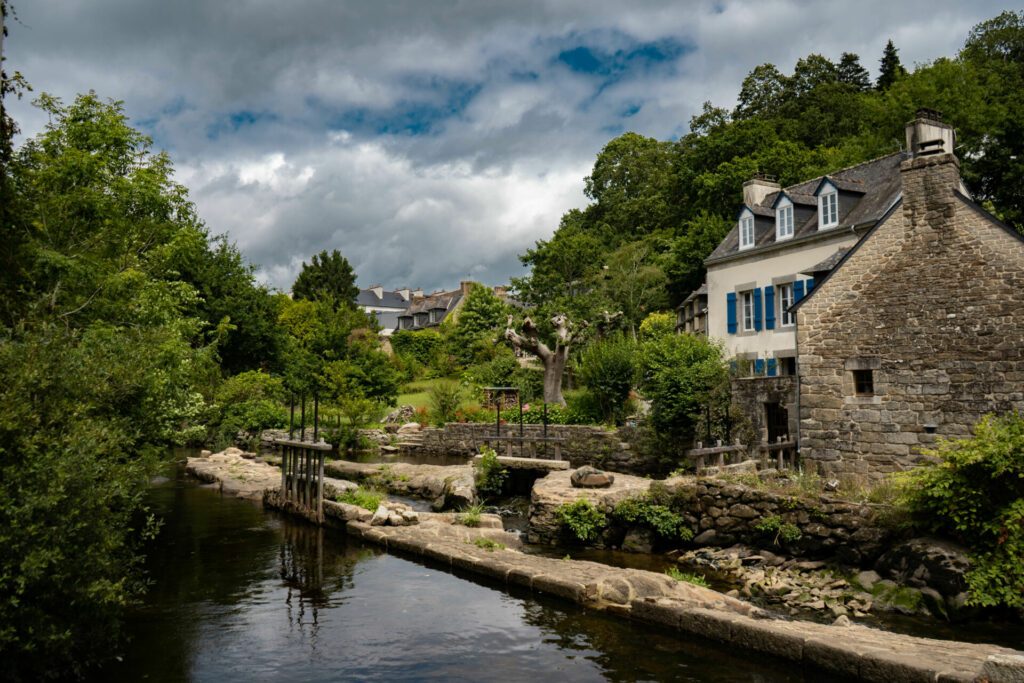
[103, 469, 821, 682]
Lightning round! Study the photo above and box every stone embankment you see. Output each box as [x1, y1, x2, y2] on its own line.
[187, 447, 356, 500]
[188, 450, 1024, 682]
[323, 460, 476, 510]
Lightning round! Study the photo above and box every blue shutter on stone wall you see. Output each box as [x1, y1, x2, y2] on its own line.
[753, 288, 763, 331]
[764, 286, 775, 330]
[807, 277, 816, 292]
[755, 358, 765, 375]
[793, 279, 806, 303]
[767, 358, 778, 376]
[726, 292, 737, 334]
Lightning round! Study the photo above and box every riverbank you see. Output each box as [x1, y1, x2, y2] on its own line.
[187, 450, 1024, 683]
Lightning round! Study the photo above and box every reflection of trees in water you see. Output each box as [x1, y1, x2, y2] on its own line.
[277, 521, 378, 642]
[517, 595, 808, 682]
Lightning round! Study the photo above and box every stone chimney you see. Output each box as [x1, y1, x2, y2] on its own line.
[900, 109, 960, 236]
[369, 284, 384, 300]
[742, 174, 780, 208]
[460, 280, 475, 296]
[396, 287, 411, 301]
[412, 288, 424, 300]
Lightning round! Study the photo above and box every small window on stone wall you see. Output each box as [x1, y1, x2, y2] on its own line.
[853, 369, 874, 396]
[779, 357, 797, 376]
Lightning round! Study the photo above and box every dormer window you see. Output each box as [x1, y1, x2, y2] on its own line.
[738, 209, 755, 250]
[776, 197, 794, 240]
[819, 184, 839, 229]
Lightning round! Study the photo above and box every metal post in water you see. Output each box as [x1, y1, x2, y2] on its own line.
[313, 393, 319, 443]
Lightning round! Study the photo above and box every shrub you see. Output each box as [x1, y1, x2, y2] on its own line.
[338, 395, 387, 428]
[613, 495, 694, 541]
[898, 413, 1024, 608]
[390, 329, 444, 366]
[455, 504, 485, 527]
[474, 446, 508, 498]
[666, 566, 708, 587]
[639, 312, 676, 341]
[754, 515, 803, 544]
[428, 380, 463, 426]
[556, 499, 608, 543]
[576, 334, 636, 424]
[335, 486, 385, 511]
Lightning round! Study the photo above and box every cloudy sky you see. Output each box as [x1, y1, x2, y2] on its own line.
[4, 0, 1008, 292]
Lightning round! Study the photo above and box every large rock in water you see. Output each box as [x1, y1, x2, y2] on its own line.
[875, 537, 970, 597]
[571, 466, 615, 488]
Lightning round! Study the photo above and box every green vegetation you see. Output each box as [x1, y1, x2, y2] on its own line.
[474, 446, 508, 498]
[472, 537, 506, 552]
[754, 515, 803, 545]
[455, 504, 485, 528]
[428, 380, 464, 426]
[898, 413, 1024, 608]
[613, 495, 694, 542]
[335, 486, 386, 511]
[576, 334, 636, 424]
[665, 567, 709, 587]
[291, 249, 359, 306]
[556, 499, 608, 543]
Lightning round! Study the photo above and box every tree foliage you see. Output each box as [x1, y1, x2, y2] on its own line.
[576, 334, 636, 423]
[291, 249, 359, 306]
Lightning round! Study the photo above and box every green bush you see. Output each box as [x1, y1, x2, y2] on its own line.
[754, 515, 803, 544]
[576, 334, 636, 423]
[899, 413, 1024, 608]
[474, 446, 508, 498]
[638, 312, 676, 341]
[665, 566, 708, 587]
[455, 503, 485, 527]
[556, 499, 608, 543]
[391, 329, 444, 366]
[428, 380, 464, 426]
[613, 495, 694, 541]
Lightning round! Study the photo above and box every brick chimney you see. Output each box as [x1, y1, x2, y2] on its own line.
[460, 280, 475, 296]
[900, 109, 960, 236]
[742, 174, 780, 208]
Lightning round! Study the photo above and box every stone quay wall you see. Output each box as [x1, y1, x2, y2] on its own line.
[391, 422, 659, 475]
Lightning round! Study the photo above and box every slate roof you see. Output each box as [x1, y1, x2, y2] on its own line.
[356, 288, 410, 309]
[802, 248, 851, 275]
[707, 151, 909, 263]
[401, 290, 462, 317]
[678, 283, 708, 308]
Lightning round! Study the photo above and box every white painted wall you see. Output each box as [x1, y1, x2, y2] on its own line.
[707, 231, 860, 360]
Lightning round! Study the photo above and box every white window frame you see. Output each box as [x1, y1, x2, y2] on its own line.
[741, 290, 755, 332]
[778, 283, 795, 327]
[776, 196, 794, 240]
[738, 210, 755, 250]
[818, 183, 839, 229]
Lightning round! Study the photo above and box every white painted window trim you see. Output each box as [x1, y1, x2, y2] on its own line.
[741, 290, 755, 331]
[775, 197, 794, 240]
[738, 210, 755, 250]
[818, 182, 839, 229]
[778, 283, 795, 327]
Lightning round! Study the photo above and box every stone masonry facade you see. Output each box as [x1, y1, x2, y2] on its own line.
[798, 152, 1024, 479]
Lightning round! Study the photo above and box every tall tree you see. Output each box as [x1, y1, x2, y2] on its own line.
[734, 63, 788, 119]
[876, 39, 907, 90]
[837, 52, 872, 90]
[291, 249, 359, 306]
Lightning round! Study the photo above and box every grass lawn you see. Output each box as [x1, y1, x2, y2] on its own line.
[396, 377, 481, 411]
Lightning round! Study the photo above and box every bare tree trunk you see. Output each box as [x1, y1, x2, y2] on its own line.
[504, 314, 587, 407]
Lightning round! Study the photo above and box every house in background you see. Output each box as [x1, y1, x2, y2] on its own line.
[686, 109, 1021, 479]
[356, 285, 421, 337]
[360, 280, 519, 336]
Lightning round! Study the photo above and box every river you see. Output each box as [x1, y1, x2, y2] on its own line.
[100, 465, 824, 682]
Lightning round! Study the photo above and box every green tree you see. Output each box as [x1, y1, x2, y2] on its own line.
[576, 334, 636, 423]
[291, 249, 359, 306]
[734, 63, 789, 119]
[877, 39, 907, 90]
[837, 52, 872, 91]
[600, 240, 669, 335]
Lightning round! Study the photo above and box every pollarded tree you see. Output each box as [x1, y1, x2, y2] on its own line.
[291, 249, 359, 306]
[504, 313, 588, 406]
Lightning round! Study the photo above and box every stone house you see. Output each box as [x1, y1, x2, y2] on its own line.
[795, 112, 1024, 479]
[689, 109, 1024, 477]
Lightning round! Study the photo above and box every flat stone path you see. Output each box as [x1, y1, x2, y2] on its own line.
[189, 450, 1024, 683]
[187, 448, 355, 500]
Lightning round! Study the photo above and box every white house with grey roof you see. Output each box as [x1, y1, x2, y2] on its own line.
[356, 285, 421, 336]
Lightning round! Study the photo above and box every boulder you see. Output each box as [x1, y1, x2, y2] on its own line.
[570, 466, 615, 489]
[875, 537, 970, 597]
[622, 528, 655, 554]
[398, 422, 422, 434]
[371, 504, 390, 526]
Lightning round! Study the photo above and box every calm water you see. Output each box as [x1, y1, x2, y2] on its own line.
[101, 468, 825, 682]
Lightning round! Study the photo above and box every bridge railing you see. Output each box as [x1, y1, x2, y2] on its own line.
[276, 438, 333, 522]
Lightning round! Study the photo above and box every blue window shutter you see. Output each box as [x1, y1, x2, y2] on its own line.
[793, 279, 806, 302]
[764, 285, 775, 330]
[767, 358, 778, 376]
[726, 293, 737, 334]
[755, 358, 765, 375]
[807, 277, 816, 292]
[753, 288, 763, 331]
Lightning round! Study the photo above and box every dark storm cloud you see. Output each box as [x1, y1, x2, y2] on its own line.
[5, 0, 1010, 291]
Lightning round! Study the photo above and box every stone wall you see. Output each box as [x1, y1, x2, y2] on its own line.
[730, 376, 797, 448]
[798, 153, 1024, 480]
[394, 422, 658, 475]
